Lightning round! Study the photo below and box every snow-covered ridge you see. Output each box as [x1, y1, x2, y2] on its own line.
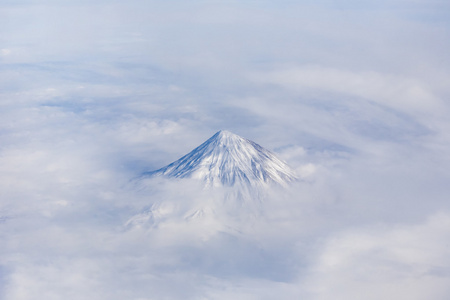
[143, 130, 297, 187]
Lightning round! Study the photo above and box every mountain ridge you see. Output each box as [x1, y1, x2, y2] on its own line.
[128, 130, 298, 230]
[143, 130, 297, 188]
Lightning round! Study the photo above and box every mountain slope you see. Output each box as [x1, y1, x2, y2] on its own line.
[143, 130, 297, 187]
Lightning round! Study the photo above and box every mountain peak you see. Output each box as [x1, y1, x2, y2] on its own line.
[144, 130, 297, 187]
[216, 129, 233, 136]
[215, 129, 237, 138]
[206, 130, 247, 149]
[211, 130, 244, 143]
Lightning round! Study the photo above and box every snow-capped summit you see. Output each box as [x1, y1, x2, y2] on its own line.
[128, 131, 297, 230]
[143, 130, 297, 187]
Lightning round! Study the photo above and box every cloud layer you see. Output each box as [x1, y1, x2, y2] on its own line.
[1, 0, 450, 299]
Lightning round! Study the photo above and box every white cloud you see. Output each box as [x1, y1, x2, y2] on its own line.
[1, 0, 450, 299]
[251, 66, 445, 117]
[1, 49, 11, 56]
[304, 213, 450, 300]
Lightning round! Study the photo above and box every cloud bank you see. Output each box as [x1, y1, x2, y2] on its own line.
[1, 0, 450, 299]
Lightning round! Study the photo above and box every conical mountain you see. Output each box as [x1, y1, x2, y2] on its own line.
[144, 130, 297, 187]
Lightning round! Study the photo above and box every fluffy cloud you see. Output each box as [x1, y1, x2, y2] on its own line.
[250, 66, 445, 116]
[304, 213, 450, 300]
[1, 0, 450, 299]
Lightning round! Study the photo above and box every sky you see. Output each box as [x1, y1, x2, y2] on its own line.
[1, 0, 450, 299]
